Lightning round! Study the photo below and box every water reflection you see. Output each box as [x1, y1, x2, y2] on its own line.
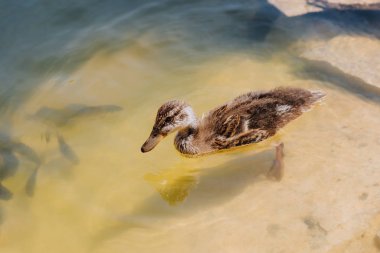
[93, 149, 274, 247]
[144, 166, 200, 205]
[144, 141, 284, 206]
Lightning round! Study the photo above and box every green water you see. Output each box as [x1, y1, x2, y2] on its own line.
[1, 1, 380, 252]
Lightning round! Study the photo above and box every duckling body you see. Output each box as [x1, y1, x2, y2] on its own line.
[141, 87, 325, 157]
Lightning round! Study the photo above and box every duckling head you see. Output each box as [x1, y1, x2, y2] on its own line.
[141, 100, 196, 153]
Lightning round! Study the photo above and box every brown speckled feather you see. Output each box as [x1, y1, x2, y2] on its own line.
[202, 87, 324, 150]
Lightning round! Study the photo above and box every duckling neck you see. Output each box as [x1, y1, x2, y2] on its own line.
[174, 124, 199, 156]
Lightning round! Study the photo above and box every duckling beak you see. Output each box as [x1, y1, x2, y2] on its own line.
[141, 134, 164, 153]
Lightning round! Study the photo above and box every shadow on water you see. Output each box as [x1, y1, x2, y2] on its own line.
[288, 1, 380, 102]
[294, 58, 380, 103]
[227, 0, 380, 103]
[294, 0, 379, 38]
[92, 149, 274, 247]
[300, 1, 380, 40]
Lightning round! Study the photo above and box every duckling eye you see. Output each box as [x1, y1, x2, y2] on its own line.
[165, 118, 171, 123]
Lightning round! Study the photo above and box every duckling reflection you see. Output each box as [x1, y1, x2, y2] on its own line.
[0, 133, 41, 199]
[91, 149, 274, 248]
[144, 140, 281, 206]
[30, 104, 122, 164]
[144, 166, 200, 205]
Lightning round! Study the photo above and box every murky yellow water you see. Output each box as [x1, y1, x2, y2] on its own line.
[1, 1, 380, 253]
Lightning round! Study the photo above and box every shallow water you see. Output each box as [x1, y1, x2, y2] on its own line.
[1, 1, 380, 252]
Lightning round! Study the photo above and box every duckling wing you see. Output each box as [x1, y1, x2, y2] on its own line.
[217, 114, 242, 138]
[212, 128, 270, 149]
[210, 97, 279, 138]
[208, 87, 323, 149]
[208, 101, 275, 149]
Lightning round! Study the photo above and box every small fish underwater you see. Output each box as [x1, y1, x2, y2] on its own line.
[141, 87, 326, 180]
[31, 103, 123, 165]
[0, 133, 41, 200]
[0, 104, 123, 201]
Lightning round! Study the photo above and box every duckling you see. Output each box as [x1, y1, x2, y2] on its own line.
[141, 87, 325, 178]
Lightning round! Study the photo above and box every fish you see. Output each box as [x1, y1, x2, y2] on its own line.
[25, 167, 39, 197]
[31, 104, 123, 127]
[0, 183, 12, 200]
[0, 132, 41, 199]
[57, 134, 79, 165]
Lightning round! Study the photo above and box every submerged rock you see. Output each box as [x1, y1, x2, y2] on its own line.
[263, 0, 380, 100]
[269, 0, 380, 16]
[268, 0, 321, 16]
[300, 35, 380, 93]
[309, 0, 380, 10]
